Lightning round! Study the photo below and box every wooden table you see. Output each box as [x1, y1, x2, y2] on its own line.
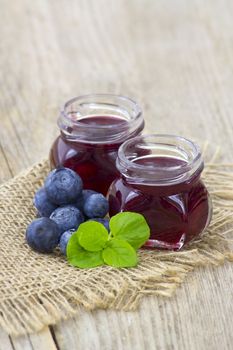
[0, 1, 233, 349]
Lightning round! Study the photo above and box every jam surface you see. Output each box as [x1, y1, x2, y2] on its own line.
[108, 156, 211, 249]
[50, 116, 129, 195]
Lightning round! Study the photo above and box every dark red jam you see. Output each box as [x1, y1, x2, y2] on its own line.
[50, 95, 144, 195]
[50, 116, 128, 194]
[108, 136, 212, 250]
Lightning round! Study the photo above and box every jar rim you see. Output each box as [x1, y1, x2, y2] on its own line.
[58, 94, 144, 144]
[60, 93, 142, 130]
[117, 134, 203, 185]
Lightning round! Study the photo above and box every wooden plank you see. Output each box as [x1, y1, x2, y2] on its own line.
[0, 329, 14, 350]
[11, 328, 58, 350]
[0, 143, 14, 184]
[10, 334, 33, 350]
[29, 328, 58, 350]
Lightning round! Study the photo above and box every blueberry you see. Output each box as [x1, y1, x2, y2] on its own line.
[74, 190, 97, 211]
[44, 167, 83, 205]
[82, 189, 97, 200]
[87, 218, 110, 232]
[33, 187, 58, 217]
[26, 217, 60, 253]
[83, 193, 109, 218]
[50, 205, 84, 234]
[59, 229, 75, 255]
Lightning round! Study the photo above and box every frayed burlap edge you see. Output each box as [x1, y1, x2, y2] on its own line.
[0, 153, 232, 336]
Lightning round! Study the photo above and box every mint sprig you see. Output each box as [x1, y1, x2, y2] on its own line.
[67, 212, 150, 269]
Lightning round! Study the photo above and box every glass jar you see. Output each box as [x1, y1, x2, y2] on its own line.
[50, 94, 144, 195]
[108, 135, 212, 250]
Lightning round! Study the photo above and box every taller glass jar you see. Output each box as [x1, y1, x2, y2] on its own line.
[108, 135, 212, 250]
[50, 94, 144, 195]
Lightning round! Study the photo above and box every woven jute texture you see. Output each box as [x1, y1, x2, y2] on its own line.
[0, 155, 233, 336]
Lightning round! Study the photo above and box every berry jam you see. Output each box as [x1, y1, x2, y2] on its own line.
[50, 116, 128, 194]
[50, 95, 144, 195]
[108, 135, 212, 250]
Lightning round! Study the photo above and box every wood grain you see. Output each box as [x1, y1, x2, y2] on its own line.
[0, 0, 233, 349]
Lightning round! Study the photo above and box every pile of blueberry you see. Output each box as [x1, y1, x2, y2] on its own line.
[26, 168, 109, 255]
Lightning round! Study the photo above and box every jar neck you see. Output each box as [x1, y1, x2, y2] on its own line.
[116, 135, 204, 187]
[58, 94, 144, 144]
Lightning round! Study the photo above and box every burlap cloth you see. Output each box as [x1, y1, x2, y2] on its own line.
[0, 150, 233, 336]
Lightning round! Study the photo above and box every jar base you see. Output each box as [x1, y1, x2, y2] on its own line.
[143, 233, 186, 251]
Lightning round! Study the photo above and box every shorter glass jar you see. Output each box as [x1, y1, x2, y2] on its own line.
[108, 135, 212, 250]
[50, 94, 144, 195]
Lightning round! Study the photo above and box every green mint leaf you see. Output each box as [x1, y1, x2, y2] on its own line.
[70, 249, 104, 269]
[67, 231, 104, 268]
[102, 238, 137, 268]
[109, 212, 150, 249]
[78, 221, 108, 252]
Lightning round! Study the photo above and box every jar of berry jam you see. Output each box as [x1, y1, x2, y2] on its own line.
[50, 94, 144, 195]
[108, 135, 212, 250]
